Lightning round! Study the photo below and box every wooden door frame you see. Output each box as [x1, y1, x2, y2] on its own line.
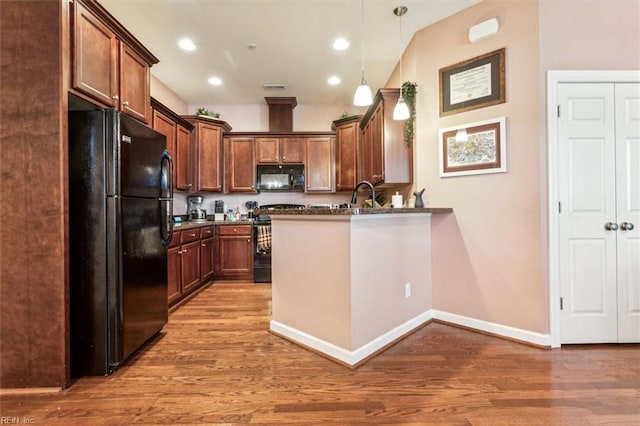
[547, 70, 640, 348]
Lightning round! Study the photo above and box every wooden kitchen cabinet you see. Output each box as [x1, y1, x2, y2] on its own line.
[152, 99, 194, 191]
[175, 125, 192, 190]
[332, 115, 361, 191]
[305, 136, 335, 192]
[167, 231, 181, 305]
[153, 110, 176, 159]
[256, 137, 304, 164]
[224, 137, 256, 193]
[200, 225, 215, 283]
[216, 225, 253, 280]
[71, 0, 157, 124]
[359, 88, 412, 187]
[184, 116, 232, 193]
[168, 225, 217, 307]
[180, 230, 201, 295]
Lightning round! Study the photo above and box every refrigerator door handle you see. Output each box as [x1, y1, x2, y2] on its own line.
[160, 150, 174, 245]
[161, 150, 173, 199]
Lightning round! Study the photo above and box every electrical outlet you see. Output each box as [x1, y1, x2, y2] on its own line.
[405, 282, 411, 298]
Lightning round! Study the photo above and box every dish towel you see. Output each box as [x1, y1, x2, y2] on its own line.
[256, 225, 271, 253]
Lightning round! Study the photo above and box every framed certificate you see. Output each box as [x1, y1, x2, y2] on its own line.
[439, 48, 505, 116]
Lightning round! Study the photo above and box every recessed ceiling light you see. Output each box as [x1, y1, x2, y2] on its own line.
[333, 38, 349, 51]
[178, 38, 196, 51]
[208, 76, 222, 86]
[328, 76, 341, 85]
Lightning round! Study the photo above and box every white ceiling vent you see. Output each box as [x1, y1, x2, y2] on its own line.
[263, 83, 286, 90]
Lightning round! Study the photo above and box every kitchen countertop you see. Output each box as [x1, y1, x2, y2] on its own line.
[254, 207, 452, 216]
[173, 219, 253, 231]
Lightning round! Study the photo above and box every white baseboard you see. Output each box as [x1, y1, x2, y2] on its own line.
[270, 310, 433, 367]
[431, 310, 551, 347]
[271, 310, 551, 366]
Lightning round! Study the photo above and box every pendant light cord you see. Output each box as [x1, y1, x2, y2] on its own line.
[360, 0, 365, 80]
[399, 10, 403, 98]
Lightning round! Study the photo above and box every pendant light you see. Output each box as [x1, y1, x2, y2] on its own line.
[353, 0, 373, 106]
[393, 6, 410, 120]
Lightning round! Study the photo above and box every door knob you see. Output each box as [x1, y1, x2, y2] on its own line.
[620, 222, 635, 231]
[604, 222, 619, 231]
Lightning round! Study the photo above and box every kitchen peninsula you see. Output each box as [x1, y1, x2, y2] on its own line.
[260, 207, 452, 367]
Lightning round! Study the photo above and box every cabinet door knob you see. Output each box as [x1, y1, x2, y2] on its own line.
[190, 233, 196, 237]
[282, 156, 286, 160]
[112, 95, 119, 100]
[182, 248, 188, 253]
[620, 222, 635, 231]
[247, 239, 251, 242]
[604, 222, 619, 231]
[123, 100, 129, 106]
[178, 250, 183, 255]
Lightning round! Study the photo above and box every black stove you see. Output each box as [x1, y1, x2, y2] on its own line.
[254, 204, 305, 223]
[252, 204, 305, 283]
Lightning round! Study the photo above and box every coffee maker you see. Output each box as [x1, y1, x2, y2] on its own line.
[186, 195, 206, 221]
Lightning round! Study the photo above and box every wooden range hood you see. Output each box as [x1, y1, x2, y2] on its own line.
[265, 97, 297, 132]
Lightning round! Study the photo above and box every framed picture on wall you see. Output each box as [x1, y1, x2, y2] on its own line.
[439, 48, 506, 116]
[439, 117, 507, 177]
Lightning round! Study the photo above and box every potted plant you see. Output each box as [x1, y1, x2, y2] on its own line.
[401, 81, 417, 147]
[195, 108, 220, 119]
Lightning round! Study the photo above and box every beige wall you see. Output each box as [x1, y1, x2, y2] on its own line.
[389, 0, 640, 334]
[151, 75, 189, 115]
[271, 214, 432, 352]
[184, 102, 354, 132]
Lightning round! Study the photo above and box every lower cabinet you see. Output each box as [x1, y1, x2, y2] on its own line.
[216, 224, 253, 280]
[200, 226, 215, 283]
[167, 225, 217, 307]
[168, 223, 254, 306]
[167, 232, 182, 305]
[179, 229, 201, 296]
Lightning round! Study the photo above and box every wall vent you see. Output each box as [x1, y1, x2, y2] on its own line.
[263, 83, 286, 90]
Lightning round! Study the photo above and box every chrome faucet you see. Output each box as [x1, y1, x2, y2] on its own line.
[351, 180, 376, 208]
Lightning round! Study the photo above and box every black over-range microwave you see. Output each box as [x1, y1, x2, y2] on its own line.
[256, 164, 305, 192]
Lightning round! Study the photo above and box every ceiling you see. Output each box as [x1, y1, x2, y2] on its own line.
[100, 0, 481, 106]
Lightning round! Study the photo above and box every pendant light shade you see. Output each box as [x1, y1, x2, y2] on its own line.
[393, 6, 408, 121]
[393, 97, 410, 120]
[354, 0, 372, 106]
[354, 73, 373, 106]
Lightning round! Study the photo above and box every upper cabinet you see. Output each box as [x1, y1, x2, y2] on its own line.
[184, 116, 232, 193]
[359, 89, 413, 187]
[71, 0, 158, 124]
[151, 98, 194, 191]
[255, 137, 304, 164]
[305, 136, 335, 193]
[224, 137, 256, 193]
[332, 115, 362, 192]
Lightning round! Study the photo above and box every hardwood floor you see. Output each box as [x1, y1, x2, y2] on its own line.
[2, 282, 639, 425]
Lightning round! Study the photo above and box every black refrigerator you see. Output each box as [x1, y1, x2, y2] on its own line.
[69, 109, 173, 377]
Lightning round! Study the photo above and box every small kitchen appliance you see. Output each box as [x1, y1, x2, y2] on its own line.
[187, 195, 207, 221]
[213, 199, 225, 221]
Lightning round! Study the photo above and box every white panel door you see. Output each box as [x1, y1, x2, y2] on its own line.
[615, 83, 640, 342]
[558, 83, 618, 343]
[559, 82, 640, 344]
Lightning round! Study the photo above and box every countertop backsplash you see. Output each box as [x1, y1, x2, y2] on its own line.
[173, 191, 357, 216]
